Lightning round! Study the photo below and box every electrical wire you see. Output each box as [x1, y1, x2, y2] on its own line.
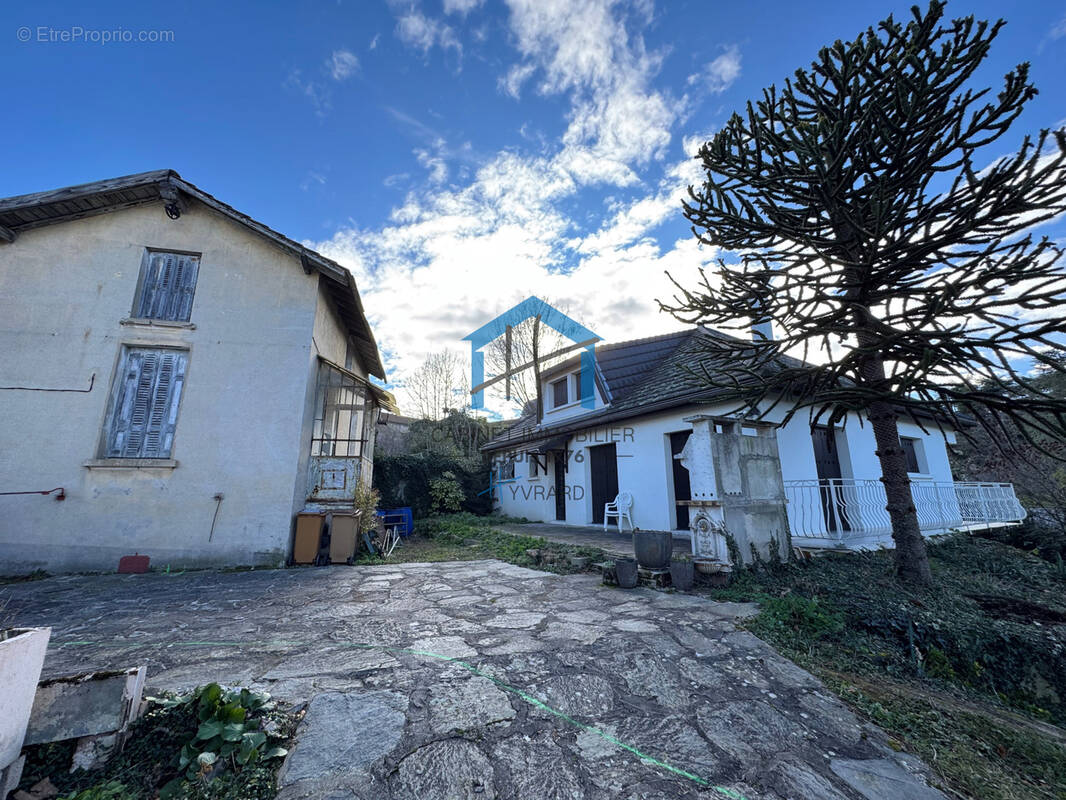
[0, 373, 95, 393]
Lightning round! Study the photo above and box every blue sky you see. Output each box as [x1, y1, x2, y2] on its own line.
[4, 1, 1065, 413]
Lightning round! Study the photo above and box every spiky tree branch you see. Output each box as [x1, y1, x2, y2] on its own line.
[660, 1, 1066, 584]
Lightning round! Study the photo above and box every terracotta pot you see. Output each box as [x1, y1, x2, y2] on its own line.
[634, 530, 672, 570]
[614, 557, 639, 589]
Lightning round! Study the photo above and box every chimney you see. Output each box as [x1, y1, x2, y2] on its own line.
[751, 319, 773, 341]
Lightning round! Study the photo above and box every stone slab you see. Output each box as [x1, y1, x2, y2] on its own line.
[830, 757, 948, 800]
[278, 690, 407, 790]
[24, 667, 145, 746]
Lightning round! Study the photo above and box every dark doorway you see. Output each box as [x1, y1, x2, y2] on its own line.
[553, 451, 567, 521]
[669, 431, 692, 530]
[812, 426, 849, 532]
[589, 443, 618, 525]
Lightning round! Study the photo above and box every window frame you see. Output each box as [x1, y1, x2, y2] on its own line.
[310, 360, 373, 459]
[551, 376, 569, 408]
[99, 344, 190, 460]
[131, 248, 202, 323]
[500, 455, 516, 480]
[900, 436, 926, 474]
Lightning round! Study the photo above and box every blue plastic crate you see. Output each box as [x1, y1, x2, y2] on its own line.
[377, 506, 413, 537]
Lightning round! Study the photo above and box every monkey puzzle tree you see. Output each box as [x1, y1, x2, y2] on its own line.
[662, 1, 1066, 584]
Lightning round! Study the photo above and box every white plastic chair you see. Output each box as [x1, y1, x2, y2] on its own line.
[604, 491, 634, 532]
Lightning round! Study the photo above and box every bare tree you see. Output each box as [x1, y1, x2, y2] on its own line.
[484, 299, 572, 415]
[661, 2, 1066, 585]
[405, 350, 467, 421]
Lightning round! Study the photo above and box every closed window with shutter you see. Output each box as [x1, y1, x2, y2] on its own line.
[134, 250, 200, 322]
[103, 347, 188, 458]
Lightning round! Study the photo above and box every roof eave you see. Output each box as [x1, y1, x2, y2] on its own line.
[0, 170, 387, 380]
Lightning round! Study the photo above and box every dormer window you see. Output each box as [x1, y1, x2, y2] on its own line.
[551, 377, 569, 408]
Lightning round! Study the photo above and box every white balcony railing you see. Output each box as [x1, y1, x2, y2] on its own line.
[784, 479, 1026, 543]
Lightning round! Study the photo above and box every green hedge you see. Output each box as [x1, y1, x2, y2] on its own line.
[373, 453, 492, 517]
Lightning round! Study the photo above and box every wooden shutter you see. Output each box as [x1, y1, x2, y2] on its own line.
[135, 251, 200, 321]
[105, 348, 188, 458]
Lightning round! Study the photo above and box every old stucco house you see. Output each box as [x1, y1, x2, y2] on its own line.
[0, 170, 394, 574]
[484, 328, 1026, 551]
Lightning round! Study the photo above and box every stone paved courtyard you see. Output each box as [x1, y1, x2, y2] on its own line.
[494, 522, 693, 558]
[2, 561, 946, 799]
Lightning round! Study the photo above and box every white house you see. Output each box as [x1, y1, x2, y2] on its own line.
[484, 328, 1025, 550]
[0, 170, 395, 574]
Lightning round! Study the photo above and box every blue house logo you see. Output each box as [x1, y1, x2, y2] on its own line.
[463, 297, 600, 411]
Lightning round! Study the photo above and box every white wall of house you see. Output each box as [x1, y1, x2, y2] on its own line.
[493, 402, 959, 536]
[0, 199, 328, 573]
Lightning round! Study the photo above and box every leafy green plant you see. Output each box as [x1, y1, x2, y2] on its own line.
[922, 646, 957, 681]
[156, 684, 287, 797]
[373, 452, 491, 516]
[751, 593, 846, 647]
[429, 471, 465, 513]
[59, 782, 130, 800]
[352, 483, 380, 529]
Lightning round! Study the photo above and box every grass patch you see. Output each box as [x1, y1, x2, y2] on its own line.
[825, 676, 1066, 800]
[18, 690, 298, 800]
[704, 534, 1066, 799]
[353, 512, 607, 574]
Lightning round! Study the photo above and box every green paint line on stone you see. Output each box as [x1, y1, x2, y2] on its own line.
[56, 637, 748, 800]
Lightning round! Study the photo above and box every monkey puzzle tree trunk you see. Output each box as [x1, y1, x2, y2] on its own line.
[665, 2, 1066, 588]
[861, 359, 933, 586]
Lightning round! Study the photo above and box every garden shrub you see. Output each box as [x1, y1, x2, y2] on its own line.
[373, 453, 491, 517]
[429, 471, 464, 513]
[717, 535, 1066, 723]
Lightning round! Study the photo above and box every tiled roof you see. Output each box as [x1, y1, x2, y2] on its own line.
[483, 327, 757, 450]
[594, 330, 692, 403]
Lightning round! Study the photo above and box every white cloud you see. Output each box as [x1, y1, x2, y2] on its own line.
[312, 0, 715, 414]
[415, 138, 450, 183]
[300, 171, 327, 191]
[328, 49, 359, 80]
[499, 62, 536, 99]
[1051, 15, 1066, 40]
[284, 69, 332, 116]
[444, 0, 484, 14]
[688, 45, 741, 95]
[285, 48, 361, 115]
[395, 7, 462, 58]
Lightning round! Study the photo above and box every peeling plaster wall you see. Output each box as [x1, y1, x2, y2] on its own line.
[0, 200, 323, 573]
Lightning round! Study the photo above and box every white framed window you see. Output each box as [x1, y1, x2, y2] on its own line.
[551, 377, 569, 408]
[900, 436, 927, 474]
[133, 249, 201, 322]
[529, 454, 539, 477]
[102, 347, 188, 458]
[500, 455, 516, 480]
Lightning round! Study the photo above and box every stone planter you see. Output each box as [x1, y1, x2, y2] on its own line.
[670, 560, 695, 591]
[614, 557, 639, 589]
[634, 530, 672, 570]
[0, 627, 50, 771]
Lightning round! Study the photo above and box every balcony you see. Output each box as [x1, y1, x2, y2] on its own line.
[784, 479, 1026, 549]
